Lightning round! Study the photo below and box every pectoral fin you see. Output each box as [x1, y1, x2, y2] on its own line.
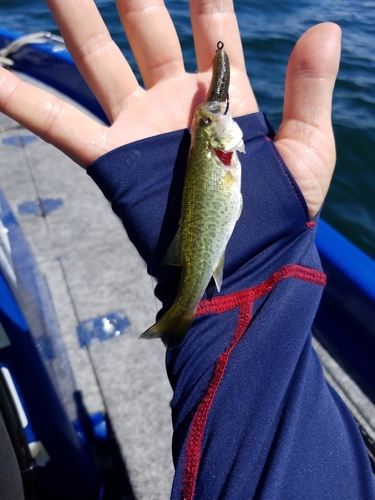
[212, 253, 225, 292]
[237, 194, 243, 221]
[160, 226, 182, 267]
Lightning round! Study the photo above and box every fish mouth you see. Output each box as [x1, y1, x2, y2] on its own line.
[214, 148, 233, 166]
[213, 134, 245, 167]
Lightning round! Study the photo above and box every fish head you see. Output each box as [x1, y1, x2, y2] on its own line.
[192, 102, 245, 166]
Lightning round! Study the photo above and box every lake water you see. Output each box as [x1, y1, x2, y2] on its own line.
[1, 0, 374, 258]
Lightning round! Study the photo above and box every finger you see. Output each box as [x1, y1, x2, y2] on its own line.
[116, 0, 185, 89]
[275, 22, 341, 218]
[190, 0, 245, 73]
[0, 68, 107, 166]
[46, 0, 140, 122]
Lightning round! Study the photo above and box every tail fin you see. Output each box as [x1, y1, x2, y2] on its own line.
[139, 307, 194, 347]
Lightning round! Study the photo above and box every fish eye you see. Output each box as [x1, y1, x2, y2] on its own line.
[199, 116, 212, 127]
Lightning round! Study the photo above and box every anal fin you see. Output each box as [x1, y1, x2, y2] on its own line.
[212, 253, 225, 292]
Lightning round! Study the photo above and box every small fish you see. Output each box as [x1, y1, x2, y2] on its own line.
[141, 44, 245, 346]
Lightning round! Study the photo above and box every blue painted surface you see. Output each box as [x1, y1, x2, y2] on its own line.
[2, 134, 39, 146]
[73, 411, 108, 442]
[317, 219, 375, 304]
[18, 197, 64, 216]
[77, 310, 131, 348]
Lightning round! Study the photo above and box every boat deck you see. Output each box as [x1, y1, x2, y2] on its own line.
[0, 72, 174, 499]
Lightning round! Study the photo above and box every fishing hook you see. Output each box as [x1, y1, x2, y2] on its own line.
[224, 92, 229, 115]
[216, 40, 224, 51]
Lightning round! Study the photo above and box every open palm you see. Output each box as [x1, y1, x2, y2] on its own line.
[0, 0, 341, 219]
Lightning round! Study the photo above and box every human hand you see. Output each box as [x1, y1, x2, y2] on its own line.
[0, 0, 340, 219]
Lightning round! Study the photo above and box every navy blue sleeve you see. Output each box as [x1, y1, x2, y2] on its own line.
[88, 112, 375, 500]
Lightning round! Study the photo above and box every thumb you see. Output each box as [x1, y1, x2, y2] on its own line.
[275, 22, 342, 218]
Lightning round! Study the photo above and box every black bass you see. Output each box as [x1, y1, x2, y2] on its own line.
[141, 45, 245, 346]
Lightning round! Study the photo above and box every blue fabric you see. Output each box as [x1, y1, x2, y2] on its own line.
[88, 112, 375, 499]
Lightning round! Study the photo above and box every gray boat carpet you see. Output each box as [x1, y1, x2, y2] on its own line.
[0, 73, 174, 499]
